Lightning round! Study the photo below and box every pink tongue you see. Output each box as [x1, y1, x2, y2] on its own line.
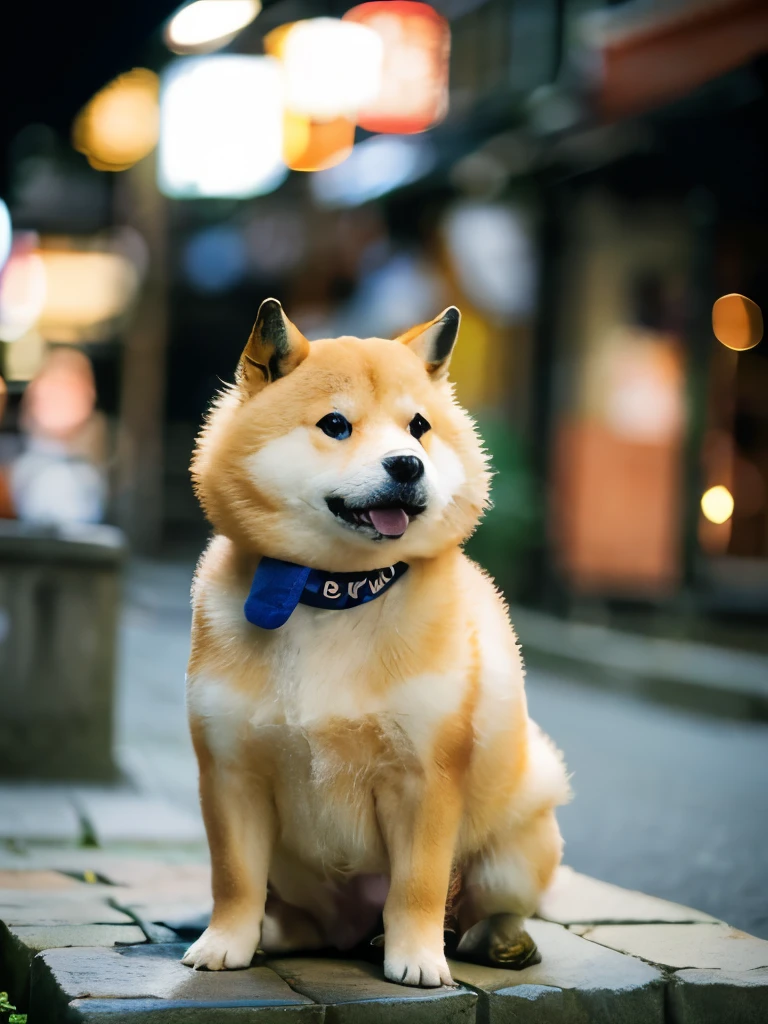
[368, 507, 409, 537]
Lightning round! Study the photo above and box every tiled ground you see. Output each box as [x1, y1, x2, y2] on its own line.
[1, 851, 766, 1023]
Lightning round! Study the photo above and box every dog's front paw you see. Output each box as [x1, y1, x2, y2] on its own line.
[384, 947, 455, 988]
[182, 925, 261, 970]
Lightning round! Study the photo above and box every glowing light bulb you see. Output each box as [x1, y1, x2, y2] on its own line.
[701, 485, 734, 525]
[165, 0, 261, 54]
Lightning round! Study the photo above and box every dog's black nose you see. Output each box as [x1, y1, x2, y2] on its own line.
[383, 454, 424, 483]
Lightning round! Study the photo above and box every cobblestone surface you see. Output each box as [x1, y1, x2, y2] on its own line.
[1, 861, 766, 1022]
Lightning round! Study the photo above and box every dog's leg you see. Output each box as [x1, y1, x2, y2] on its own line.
[375, 777, 462, 988]
[456, 808, 562, 969]
[183, 734, 276, 970]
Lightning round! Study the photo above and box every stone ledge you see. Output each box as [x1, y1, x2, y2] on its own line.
[451, 919, 665, 1024]
[30, 944, 321, 1024]
[269, 957, 475, 1024]
[3, 859, 768, 1023]
[0, 921, 146, 1011]
[574, 922, 768, 970]
[538, 866, 717, 925]
[669, 966, 768, 1024]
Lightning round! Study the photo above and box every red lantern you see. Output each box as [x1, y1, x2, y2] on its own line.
[343, 1, 450, 134]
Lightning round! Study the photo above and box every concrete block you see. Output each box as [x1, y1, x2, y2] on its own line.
[0, 522, 125, 781]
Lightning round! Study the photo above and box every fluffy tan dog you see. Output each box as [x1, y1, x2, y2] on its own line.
[183, 299, 569, 987]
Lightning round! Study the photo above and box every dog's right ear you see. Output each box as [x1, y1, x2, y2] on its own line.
[237, 298, 310, 394]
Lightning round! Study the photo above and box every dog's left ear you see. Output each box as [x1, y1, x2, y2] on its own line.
[238, 298, 310, 394]
[396, 306, 461, 380]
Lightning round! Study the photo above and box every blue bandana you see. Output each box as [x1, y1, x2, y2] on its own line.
[244, 557, 409, 630]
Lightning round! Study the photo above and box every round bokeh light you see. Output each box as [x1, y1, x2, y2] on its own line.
[712, 293, 763, 352]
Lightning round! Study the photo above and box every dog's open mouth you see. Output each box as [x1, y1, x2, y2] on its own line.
[326, 497, 426, 539]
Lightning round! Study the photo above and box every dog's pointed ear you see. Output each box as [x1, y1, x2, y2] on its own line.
[396, 306, 461, 380]
[238, 298, 310, 394]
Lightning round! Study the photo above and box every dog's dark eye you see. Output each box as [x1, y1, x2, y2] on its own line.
[317, 412, 352, 440]
[409, 413, 431, 441]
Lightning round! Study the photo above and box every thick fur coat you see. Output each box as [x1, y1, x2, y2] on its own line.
[183, 300, 570, 987]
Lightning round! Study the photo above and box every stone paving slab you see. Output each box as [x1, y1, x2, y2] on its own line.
[450, 919, 664, 1024]
[576, 922, 768, 970]
[74, 790, 205, 845]
[0, 784, 82, 842]
[668, 966, 768, 1024]
[538, 865, 717, 925]
[0, 887, 133, 926]
[0, 921, 145, 1011]
[0, 869, 81, 890]
[31, 943, 321, 1023]
[0, 845, 209, 875]
[269, 957, 476, 1024]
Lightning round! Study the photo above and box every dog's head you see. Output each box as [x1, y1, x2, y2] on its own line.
[193, 298, 490, 570]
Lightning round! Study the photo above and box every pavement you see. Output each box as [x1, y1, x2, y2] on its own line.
[1, 851, 767, 1022]
[1, 557, 767, 1021]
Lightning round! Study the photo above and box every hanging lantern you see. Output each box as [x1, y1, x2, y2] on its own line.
[158, 56, 286, 199]
[72, 69, 160, 172]
[283, 112, 355, 172]
[265, 23, 356, 173]
[343, 1, 450, 134]
[280, 18, 383, 121]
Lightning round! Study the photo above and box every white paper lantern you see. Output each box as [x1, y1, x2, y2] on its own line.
[158, 56, 286, 199]
[282, 18, 383, 120]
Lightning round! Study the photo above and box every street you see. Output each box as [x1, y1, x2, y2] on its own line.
[119, 561, 768, 940]
[527, 669, 768, 939]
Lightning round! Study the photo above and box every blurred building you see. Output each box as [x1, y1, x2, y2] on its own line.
[0, 0, 766, 630]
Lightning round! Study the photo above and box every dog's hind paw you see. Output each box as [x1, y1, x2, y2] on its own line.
[455, 913, 541, 970]
[182, 926, 262, 970]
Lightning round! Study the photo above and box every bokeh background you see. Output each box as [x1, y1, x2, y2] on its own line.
[0, 0, 766, 938]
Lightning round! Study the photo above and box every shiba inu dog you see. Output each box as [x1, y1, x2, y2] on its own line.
[183, 298, 570, 987]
